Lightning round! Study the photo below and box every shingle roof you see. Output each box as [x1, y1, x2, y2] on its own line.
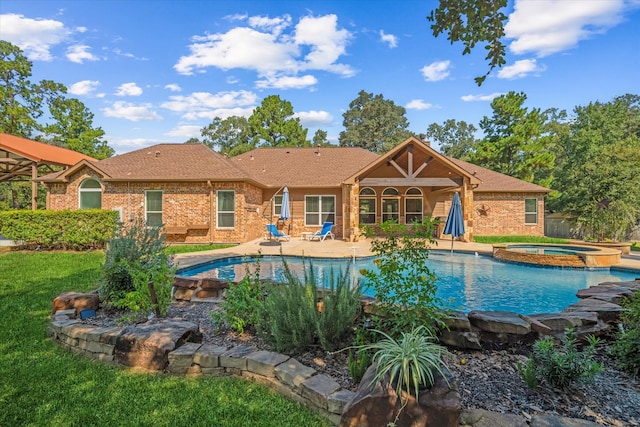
[232, 147, 381, 187]
[448, 157, 550, 193]
[0, 133, 96, 165]
[93, 144, 248, 181]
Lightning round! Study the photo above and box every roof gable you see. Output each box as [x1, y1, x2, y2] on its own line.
[345, 137, 482, 186]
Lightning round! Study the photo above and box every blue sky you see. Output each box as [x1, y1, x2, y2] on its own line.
[1, 1, 639, 154]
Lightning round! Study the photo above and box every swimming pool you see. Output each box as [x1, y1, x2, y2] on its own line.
[179, 252, 639, 315]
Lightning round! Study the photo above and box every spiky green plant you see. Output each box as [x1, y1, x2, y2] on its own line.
[362, 325, 449, 401]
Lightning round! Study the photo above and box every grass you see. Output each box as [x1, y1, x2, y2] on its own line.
[164, 243, 236, 255]
[473, 235, 570, 244]
[0, 251, 328, 427]
[632, 242, 639, 252]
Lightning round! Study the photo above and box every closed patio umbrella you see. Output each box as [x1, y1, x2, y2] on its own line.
[280, 187, 290, 221]
[443, 192, 465, 253]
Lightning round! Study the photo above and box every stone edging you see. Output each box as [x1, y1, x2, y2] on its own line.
[47, 312, 351, 425]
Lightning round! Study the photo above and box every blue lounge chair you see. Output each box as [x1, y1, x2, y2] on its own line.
[308, 222, 334, 241]
[266, 224, 290, 242]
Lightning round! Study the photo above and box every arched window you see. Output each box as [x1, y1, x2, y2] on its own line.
[405, 187, 423, 224]
[381, 187, 399, 223]
[359, 187, 376, 224]
[79, 179, 102, 209]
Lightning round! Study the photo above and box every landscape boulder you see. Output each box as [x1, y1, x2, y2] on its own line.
[340, 365, 460, 427]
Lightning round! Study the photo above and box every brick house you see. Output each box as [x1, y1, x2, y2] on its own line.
[38, 137, 550, 243]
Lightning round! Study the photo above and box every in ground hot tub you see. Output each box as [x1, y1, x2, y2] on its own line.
[492, 243, 621, 268]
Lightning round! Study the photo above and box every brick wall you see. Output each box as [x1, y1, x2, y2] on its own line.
[473, 193, 546, 236]
[45, 167, 265, 243]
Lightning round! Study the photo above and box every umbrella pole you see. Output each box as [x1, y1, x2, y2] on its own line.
[451, 236, 454, 254]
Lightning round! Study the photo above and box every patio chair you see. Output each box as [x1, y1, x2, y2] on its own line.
[266, 224, 290, 242]
[308, 222, 334, 241]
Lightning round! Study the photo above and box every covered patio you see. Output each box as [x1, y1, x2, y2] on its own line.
[0, 133, 96, 209]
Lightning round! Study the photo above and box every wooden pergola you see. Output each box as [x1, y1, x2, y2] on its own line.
[0, 133, 96, 210]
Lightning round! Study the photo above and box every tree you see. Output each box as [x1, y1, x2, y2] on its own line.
[42, 97, 114, 159]
[549, 94, 640, 241]
[312, 129, 331, 146]
[428, 0, 508, 85]
[471, 91, 555, 186]
[248, 95, 308, 148]
[0, 41, 48, 137]
[201, 115, 255, 156]
[339, 90, 413, 153]
[424, 119, 478, 160]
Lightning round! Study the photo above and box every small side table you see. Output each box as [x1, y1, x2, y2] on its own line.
[300, 232, 313, 241]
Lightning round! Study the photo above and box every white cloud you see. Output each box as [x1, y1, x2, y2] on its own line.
[165, 125, 203, 138]
[255, 74, 318, 89]
[182, 107, 256, 121]
[421, 60, 451, 82]
[174, 13, 354, 82]
[164, 84, 181, 92]
[294, 15, 353, 75]
[379, 30, 398, 48]
[66, 44, 99, 63]
[161, 90, 257, 121]
[115, 82, 143, 96]
[294, 110, 333, 127]
[505, 0, 628, 56]
[107, 137, 167, 154]
[405, 99, 433, 110]
[497, 59, 545, 79]
[68, 80, 100, 96]
[0, 13, 71, 60]
[103, 101, 162, 121]
[461, 93, 503, 102]
[248, 14, 292, 36]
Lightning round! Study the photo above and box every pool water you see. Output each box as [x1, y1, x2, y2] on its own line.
[507, 245, 600, 256]
[179, 252, 639, 315]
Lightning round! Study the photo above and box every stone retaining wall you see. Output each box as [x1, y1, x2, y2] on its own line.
[48, 312, 352, 425]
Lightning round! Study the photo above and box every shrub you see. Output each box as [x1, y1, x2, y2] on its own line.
[257, 260, 318, 353]
[257, 258, 362, 353]
[315, 266, 363, 351]
[99, 220, 175, 318]
[0, 209, 118, 250]
[211, 256, 266, 334]
[518, 328, 602, 389]
[361, 218, 446, 338]
[362, 326, 449, 401]
[611, 290, 640, 376]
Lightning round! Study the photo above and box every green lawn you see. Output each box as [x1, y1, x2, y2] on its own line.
[0, 251, 328, 427]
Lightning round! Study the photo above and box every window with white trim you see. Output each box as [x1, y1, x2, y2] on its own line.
[305, 195, 335, 226]
[217, 190, 235, 228]
[359, 187, 376, 224]
[145, 190, 162, 226]
[405, 187, 423, 224]
[525, 198, 538, 224]
[79, 178, 102, 209]
[382, 187, 399, 223]
[273, 195, 283, 216]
